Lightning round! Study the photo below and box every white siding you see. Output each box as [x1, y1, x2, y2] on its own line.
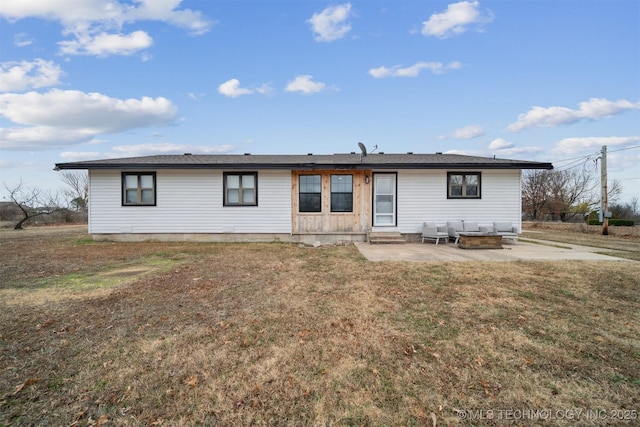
[395, 169, 523, 233]
[88, 168, 523, 238]
[88, 169, 291, 234]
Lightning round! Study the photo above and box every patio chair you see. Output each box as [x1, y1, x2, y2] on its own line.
[447, 221, 464, 244]
[422, 222, 449, 245]
[492, 221, 519, 244]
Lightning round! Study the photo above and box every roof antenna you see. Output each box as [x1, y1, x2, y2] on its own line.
[358, 142, 367, 157]
[358, 142, 367, 162]
[357, 142, 379, 161]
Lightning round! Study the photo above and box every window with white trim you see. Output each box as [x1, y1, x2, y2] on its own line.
[224, 172, 257, 206]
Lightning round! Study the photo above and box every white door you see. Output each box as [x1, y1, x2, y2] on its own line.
[373, 174, 396, 226]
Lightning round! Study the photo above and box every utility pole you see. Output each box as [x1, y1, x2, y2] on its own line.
[600, 145, 608, 235]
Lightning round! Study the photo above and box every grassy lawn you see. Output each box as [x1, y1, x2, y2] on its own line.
[1, 227, 639, 426]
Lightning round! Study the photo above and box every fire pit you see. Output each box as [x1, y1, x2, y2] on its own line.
[457, 233, 502, 249]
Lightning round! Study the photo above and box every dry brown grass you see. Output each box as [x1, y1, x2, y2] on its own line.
[521, 225, 640, 261]
[1, 227, 639, 426]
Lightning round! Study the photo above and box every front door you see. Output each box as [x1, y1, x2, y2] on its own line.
[373, 173, 396, 226]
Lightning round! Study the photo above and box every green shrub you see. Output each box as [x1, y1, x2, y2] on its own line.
[611, 219, 635, 226]
[588, 219, 634, 226]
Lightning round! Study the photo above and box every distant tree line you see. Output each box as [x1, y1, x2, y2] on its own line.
[521, 169, 637, 222]
[607, 199, 640, 223]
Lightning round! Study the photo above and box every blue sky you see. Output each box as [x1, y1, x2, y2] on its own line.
[1, 0, 639, 203]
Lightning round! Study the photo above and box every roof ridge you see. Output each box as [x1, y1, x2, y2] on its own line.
[55, 152, 553, 171]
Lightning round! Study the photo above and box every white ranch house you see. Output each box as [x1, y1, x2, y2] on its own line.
[55, 152, 552, 244]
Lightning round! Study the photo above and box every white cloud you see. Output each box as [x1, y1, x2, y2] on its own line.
[491, 146, 544, 157]
[488, 138, 513, 150]
[369, 61, 461, 78]
[187, 92, 205, 101]
[285, 75, 328, 94]
[125, 0, 212, 36]
[0, 89, 176, 129]
[442, 148, 483, 156]
[218, 79, 254, 98]
[0, 89, 177, 150]
[14, 32, 33, 47]
[255, 83, 274, 96]
[0, 59, 64, 93]
[438, 124, 484, 139]
[0, 0, 211, 34]
[0, 0, 212, 57]
[307, 3, 352, 42]
[59, 151, 102, 161]
[611, 151, 640, 176]
[0, 158, 41, 170]
[508, 98, 640, 132]
[110, 142, 236, 157]
[0, 1, 120, 24]
[58, 30, 153, 57]
[60, 143, 236, 160]
[421, 1, 493, 38]
[444, 146, 543, 158]
[486, 138, 543, 156]
[553, 136, 640, 156]
[0, 127, 95, 150]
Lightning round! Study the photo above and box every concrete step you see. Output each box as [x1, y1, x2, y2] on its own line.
[368, 232, 406, 244]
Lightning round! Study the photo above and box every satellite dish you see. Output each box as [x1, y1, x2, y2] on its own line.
[358, 142, 367, 157]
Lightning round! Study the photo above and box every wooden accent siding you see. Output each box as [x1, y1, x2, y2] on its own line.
[292, 170, 371, 234]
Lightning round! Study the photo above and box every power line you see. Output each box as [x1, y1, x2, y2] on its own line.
[554, 155, 599, 172]
[608, 145, 640, 154]
[552, 145, 640, 172]
[552, 150, 601, 165]
[552, 145, 639, 167]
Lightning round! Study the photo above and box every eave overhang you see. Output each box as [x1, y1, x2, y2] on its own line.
[54, 154, 554, 171]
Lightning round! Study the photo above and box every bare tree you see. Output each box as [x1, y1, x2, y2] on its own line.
[4, 180, 66, 229]
[522, 170, 550, 220]
[607, 179, 623, 205]
[60, 171, 89, 211]
[547, 169, 596, 221]
[522, 169, 600, 221]
[609, 196, 640, 222]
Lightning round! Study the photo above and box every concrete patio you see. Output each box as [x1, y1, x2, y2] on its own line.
[355, 238, 629, 262]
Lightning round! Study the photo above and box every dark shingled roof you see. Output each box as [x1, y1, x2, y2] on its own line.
[55, 153, 553, 170]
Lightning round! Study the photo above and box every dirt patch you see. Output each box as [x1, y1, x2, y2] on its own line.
[0, 263, 163, 308]
[0, 226, 193, 288]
